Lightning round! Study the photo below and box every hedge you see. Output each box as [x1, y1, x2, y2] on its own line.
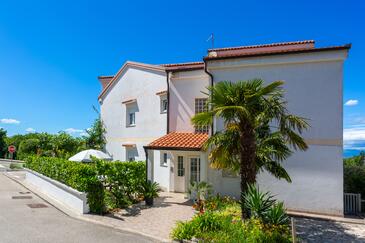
[25, 156, 146, 214]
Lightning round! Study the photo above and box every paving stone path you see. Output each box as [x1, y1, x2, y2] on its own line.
[295, 217, 365, 242]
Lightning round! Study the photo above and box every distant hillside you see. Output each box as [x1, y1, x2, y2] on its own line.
[344, 149, 363, 158]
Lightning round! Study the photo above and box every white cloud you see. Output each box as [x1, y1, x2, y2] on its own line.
[0, 118, 20, 124]
[344, 99, 359, 106]
[344, 124, 365, 150]
[25, 128, 36, 133]
[80, 132, 88, 136]
[64, 128, 84, 134]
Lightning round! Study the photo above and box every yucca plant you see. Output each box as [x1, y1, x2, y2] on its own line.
[265, 202, 290, 226]
[241, 184, 275, 219]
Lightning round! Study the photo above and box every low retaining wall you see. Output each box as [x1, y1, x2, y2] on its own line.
[24, 169, 89, 214]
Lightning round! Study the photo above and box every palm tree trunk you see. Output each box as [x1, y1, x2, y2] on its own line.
[239, 125, 256, 219]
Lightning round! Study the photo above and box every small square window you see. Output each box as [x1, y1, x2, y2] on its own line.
[161, 153, 168, 167]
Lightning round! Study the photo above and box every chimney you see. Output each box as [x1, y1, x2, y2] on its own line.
[98, 76, 114, 90]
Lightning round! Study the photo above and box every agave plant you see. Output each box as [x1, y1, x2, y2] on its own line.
[265, 202, 290, 225]
[241, 184, 275, 219]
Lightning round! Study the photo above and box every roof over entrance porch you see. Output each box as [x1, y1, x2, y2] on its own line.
[144, 132, 208, 151]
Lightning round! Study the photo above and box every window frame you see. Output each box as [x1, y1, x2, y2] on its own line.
[160, 152, 168, 167]
[126, 147, 136, 162]
[194, 98, 209, 134]
[161, 98, 168, 113]
[128, 112, 136, 126]
[177, 156, 184, 177]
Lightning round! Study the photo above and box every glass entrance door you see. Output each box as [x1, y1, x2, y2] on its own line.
[190, 157, 200, 183]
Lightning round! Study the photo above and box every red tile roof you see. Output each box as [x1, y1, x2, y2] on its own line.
[146, 132, 209, 151]
[208, 40, 315, 52]
[205, 40, 351, 60]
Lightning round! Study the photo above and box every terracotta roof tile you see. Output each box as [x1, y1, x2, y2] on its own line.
[205, 42, 351, 61]
[208, 40, 315, 52]
[146, 132, 209, 151]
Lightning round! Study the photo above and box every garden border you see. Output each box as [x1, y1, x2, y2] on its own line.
[24, 168, 89, 214]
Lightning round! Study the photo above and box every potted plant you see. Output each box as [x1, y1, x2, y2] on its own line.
[142, 180, 160, 206]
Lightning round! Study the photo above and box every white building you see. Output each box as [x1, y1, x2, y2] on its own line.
[99, 40, 351, 216]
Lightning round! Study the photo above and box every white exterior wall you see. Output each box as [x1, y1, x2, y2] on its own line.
[150, 69, 210, 192]
[169, 70, 210, 132]
[100, 64, 167, 161]
[207, 50, 348, 216]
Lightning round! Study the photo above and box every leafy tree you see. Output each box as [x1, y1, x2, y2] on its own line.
[192, 79, 308, 219]
[18, 138, 40, 159]
[0, 128, 7, 158]
[51, 132, 83, 158]
[84, 117, 106, 150]
[344, 151, 365, 167]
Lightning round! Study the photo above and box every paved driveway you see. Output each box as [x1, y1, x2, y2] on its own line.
[0, 173, 155, 243]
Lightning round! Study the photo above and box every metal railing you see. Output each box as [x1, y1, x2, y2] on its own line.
[344, 193, 362, 215]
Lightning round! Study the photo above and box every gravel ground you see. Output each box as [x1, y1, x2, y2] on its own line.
[295, 217, 365, 243]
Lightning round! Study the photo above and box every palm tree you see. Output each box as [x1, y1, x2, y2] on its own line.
[192, 79, 309, 219]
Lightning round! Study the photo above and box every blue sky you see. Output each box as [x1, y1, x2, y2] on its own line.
[0, 0, 364, 154]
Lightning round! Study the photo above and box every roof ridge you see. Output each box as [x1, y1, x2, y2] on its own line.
[160, 61, 204, 67]
[208, 40, 315, 52]
[204, 44, 351, 60]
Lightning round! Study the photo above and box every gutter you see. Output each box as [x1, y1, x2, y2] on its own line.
[166, 71, 170, 134]
[144, 146, 148, 182]
[203, 60, 214, 136]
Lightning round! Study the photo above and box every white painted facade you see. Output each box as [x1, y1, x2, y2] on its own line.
[169, 70, 210, 132]
[99, 62, 167, 162]
[206, 50, 348, 216]
[99, 42, 349, 216]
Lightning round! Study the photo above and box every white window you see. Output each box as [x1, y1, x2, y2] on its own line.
[194, 98, 209, 134]
[126, 147, 136, 162]
[177, 156, 184, 177]
[190, 158, 201, 183]
[161, 98, 168, 113]
[129, 112, 135, 126]
[126, 103, 137, 127]
[161, 152, 168, 167]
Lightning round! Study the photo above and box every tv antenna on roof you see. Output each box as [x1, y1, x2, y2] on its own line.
[207, 33, 214, 49]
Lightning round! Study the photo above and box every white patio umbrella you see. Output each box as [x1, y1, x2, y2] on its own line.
[68, 149, 112, 163]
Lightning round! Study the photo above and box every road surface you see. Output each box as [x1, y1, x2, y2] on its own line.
[0, 171, 155, 243]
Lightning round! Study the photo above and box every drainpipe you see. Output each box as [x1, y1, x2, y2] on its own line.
[144, 146, 149, 182]
[203, 60, 214, 136]
[166, 71, 170, 134]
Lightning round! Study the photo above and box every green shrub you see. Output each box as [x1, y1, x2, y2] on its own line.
[94, 158, 146, 209]
[172, 186, 292, 242]
[344, 164, 365, 197]
[170, 221, 196, 241]
[25, 156, 104, 214]
[171, 214, 291, 242]
[25, 156, 147, 213]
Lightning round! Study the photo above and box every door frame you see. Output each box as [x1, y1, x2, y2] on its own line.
[188, 155, 201, 185]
